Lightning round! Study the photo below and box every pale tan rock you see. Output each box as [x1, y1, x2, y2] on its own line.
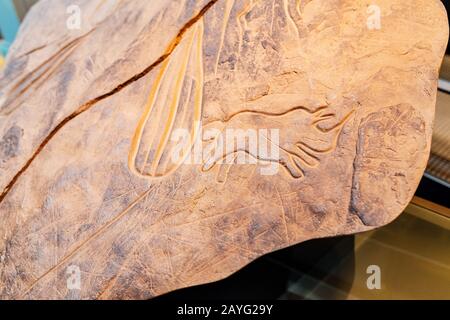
[0, 0, 447, 299]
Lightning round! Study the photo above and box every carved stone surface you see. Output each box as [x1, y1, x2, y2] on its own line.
[0, 0, 447, 299]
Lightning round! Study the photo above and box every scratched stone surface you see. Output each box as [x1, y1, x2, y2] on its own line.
[0, 0, 447, 299]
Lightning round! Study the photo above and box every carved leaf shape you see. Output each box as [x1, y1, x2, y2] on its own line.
[128, 19, 204, 178]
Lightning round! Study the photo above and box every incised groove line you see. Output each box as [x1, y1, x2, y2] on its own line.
[128, 18, 205, 179]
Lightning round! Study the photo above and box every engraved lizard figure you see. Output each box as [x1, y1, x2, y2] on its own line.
[201, 106, 354, 179]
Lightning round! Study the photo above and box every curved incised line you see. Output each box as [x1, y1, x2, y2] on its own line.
[188, 19, 205, 167]
[296, 0, 302, 17]
[262, 132, 316, 170]
[128, 19, 205, 179]
[205, 105, 328, 126]
[159, 78, 194, 174]
[313, 109, 355, 134]
[264, 134, 307, 177]
[300, 110, 355, 153]
[149, 23, 199, 176]
[132, 57, 170, 175]
[170, 18, 205, 176]
[158, 24, 205, 173]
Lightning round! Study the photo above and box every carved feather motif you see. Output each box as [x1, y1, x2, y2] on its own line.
[129, 19, 205, 178]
